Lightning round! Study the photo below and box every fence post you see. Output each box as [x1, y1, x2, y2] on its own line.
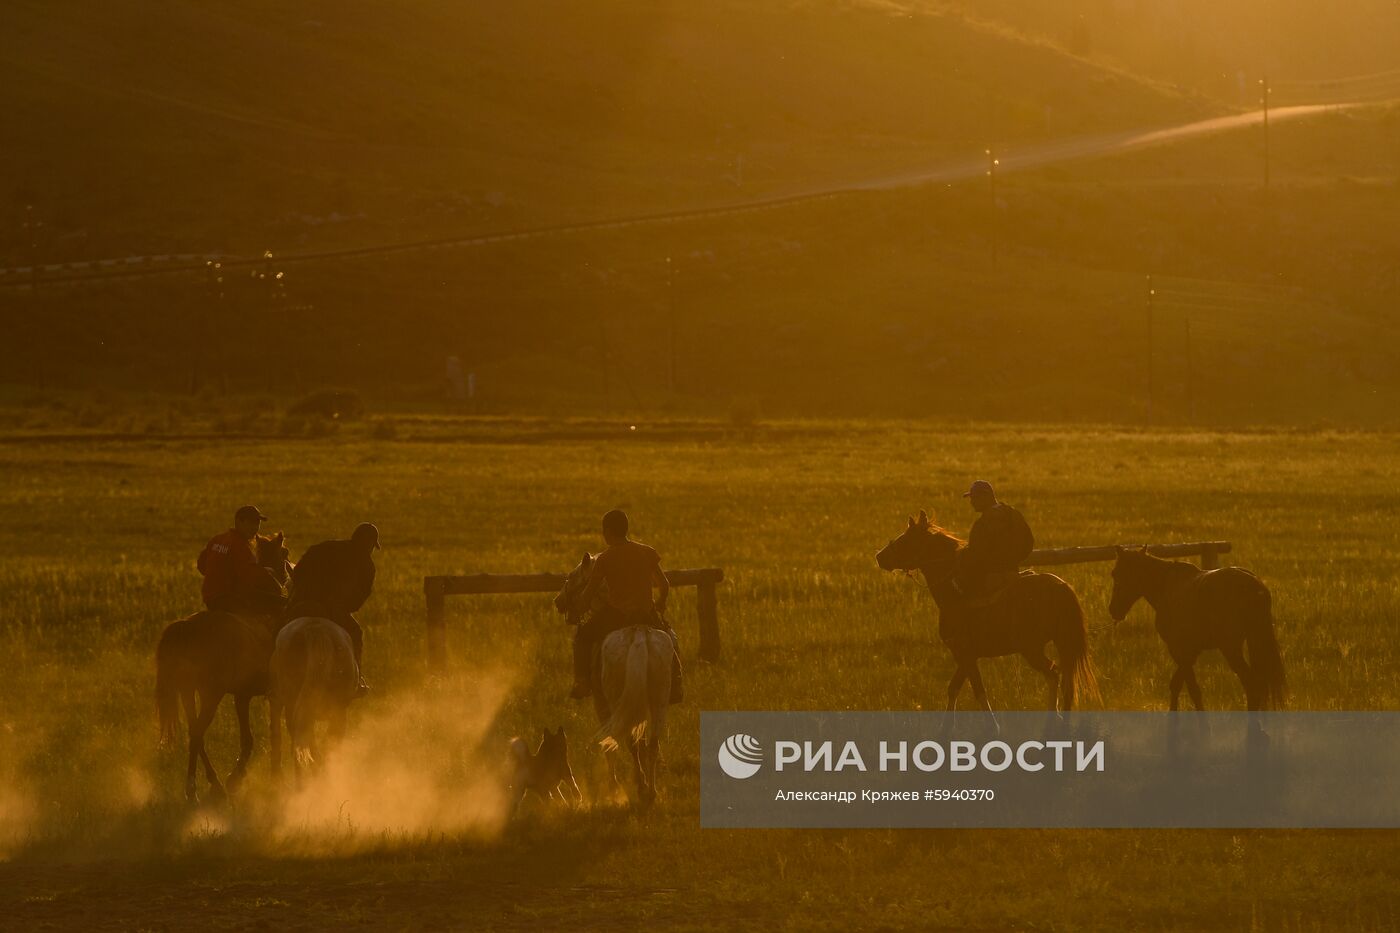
[425, 577, 447, 672]
[1199, 545, 1220, 570]
[697, 579, 721, 663]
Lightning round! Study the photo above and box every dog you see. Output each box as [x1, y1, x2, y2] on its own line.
[508, 727, 582, 813]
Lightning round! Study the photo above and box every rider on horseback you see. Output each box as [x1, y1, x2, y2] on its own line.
[197, 505, 286, 614]
[287, 522, 379, 696]
[569, 509, 683, 704]
[954, 481, 1035, 602]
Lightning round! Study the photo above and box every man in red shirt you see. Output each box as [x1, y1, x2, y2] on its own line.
[571, 509, 682, 704]
[197, 505, 284, 614]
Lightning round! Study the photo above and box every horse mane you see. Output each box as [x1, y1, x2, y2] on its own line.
[930, 526, 965, 546]
[914, 511, 964, 547]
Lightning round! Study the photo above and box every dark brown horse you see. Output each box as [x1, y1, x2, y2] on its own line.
[876, 511, 1098, 727]
[1109, 546, 1285, 711]
[155, 532, 292, 802]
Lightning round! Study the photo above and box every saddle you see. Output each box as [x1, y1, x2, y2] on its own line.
[958, 570, 1034, 610]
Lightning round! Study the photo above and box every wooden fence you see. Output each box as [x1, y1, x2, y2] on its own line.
[424, 568, 724, 672]
[1024, 540, 1230, 570]
[422, 541, 1229, 672]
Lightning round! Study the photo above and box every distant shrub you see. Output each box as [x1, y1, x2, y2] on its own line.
[287, 388, 365, 421]
[277, 415, 307, 437]
[303, 417, 341, 439]
[75, 405, 111, 429]
[370, 417, 399, 440]
[728, 397, 760, 429]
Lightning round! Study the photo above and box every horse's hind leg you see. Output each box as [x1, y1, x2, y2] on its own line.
[1221, 645, 1256, 710]
[181, 689, 200, 802]
[944, 664, 967, 712]
[1168, 666, 1186, 711]
[1021, 649, 1061, 715]
[269, 697, 283, 779]
[192, 690, 226, 801]
[965, 661, 999, 735]
[1183, 664, 1205, 711]
[226, 693, 256, 793]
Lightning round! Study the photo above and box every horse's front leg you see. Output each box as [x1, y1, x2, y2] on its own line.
[226, 693, 256, 793]
[269, 696, 283, 780]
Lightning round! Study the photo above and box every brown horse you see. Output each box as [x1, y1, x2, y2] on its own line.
[155, 532, 292, 802]
[876, 511, 1098, 727]
[1109, 546, 1285, 711]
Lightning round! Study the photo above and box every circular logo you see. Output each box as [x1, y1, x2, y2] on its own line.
[718, 733, 763, 779]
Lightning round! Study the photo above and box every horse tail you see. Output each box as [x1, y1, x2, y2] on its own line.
[1053, 583, 1100, 708]
[593, 628, 653, 750]
[1245, 587, 1286, 709]
[155, 624, 182, 748]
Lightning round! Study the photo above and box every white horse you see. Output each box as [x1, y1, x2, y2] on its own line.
[591, 625, 673, 806]
[269, 616, 359, 785]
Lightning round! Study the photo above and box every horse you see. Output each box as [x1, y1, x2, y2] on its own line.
[1108, 546, 1285, 711]
[154, 532, 292, 802]
[268, 616, 360, 786]
[876, 511, 1098, 728]
[556, 554, 673, 807]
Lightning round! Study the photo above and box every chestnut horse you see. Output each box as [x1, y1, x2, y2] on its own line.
[1109, 546, 1285, 710]
[876, 511, 1098, 727]
[155, 532, 292, 802]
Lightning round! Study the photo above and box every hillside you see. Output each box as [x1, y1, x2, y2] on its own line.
[929, 0, 1400, 105]
[0, 0, 1209, 261]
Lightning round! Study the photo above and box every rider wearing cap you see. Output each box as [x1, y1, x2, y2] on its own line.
[289, 522, 380, 694]
[198, 505, 285, 614]
[955, 481, 1035, 599]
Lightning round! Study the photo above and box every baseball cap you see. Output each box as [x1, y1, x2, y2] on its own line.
[235, 505, 268, 523]
[962, 480, 995, 498]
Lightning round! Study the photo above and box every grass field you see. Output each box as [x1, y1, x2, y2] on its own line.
[1, 417, 1399, 930]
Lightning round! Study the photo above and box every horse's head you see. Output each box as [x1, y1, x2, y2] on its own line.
[1108, 545, 1153, 623]
[539, 726, 569, 767]
[876, 510, 962, 576]
[554, 552, 595, 624]
[257, 532, 292, 586]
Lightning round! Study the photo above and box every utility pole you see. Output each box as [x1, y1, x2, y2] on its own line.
[1146, 275, 1156, 426]
[666, 255, 677, 395]
[986, 147, 1000, 269]
[200, 260, 224, 394]
[1184, 314, 1195, 423]
[23, 204, 41, 292]
[1260, 75, 1272, 191]
[23, 204, 44, 388]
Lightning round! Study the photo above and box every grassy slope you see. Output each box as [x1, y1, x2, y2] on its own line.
[0, 0, 1205, 258]
[1, 425, 1399, 929]
[9, 104, 1400, 428]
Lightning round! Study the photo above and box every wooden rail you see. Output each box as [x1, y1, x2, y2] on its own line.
[1024, 541, 1230, 570]
[422, 542, 1228, 672]
[424, 568, 724, 672]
